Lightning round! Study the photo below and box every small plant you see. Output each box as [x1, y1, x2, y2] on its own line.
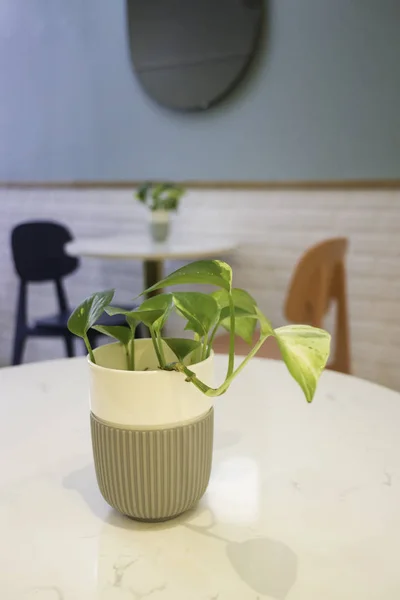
[68, 260, 331, 403]
[136, 182, 185, 212]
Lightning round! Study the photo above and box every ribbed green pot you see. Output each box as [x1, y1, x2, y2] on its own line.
[91, 408, 214, 522]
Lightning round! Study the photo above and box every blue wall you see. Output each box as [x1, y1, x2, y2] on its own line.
[1, 0, 399, 182]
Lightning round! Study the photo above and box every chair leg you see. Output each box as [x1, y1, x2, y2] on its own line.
[87, 330, 97, 349]
[64, 334, 75, 358]
[135, 324, 147, 339]
[12, 332, 26, 365]
[12, 282, 28, 365]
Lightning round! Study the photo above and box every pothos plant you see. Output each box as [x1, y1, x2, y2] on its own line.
[136, 182, 185, 212]
[67, 260, 330, 403]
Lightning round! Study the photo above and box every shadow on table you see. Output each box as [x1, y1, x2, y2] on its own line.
[104, 507, 298, 598]
[183, 518, 298, 600]
[226, 537, 296, 599]
[64, 464, 298, 599]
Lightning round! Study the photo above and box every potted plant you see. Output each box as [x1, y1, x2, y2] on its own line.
[136, 181, 185, 242]
[68, 260, 330, 522]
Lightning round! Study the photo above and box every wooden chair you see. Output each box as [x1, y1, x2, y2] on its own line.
[213, 238, 351, 374]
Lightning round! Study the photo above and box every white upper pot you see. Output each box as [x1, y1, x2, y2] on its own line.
[150, 209, 170, 224]
[89, 340, 214, 430]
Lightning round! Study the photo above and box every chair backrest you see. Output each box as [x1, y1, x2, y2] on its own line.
[285, 238, 350, 373]
[11, 221, 79, 282]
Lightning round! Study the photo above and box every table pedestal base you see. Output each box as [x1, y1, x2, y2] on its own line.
[144, 260, 163, 297]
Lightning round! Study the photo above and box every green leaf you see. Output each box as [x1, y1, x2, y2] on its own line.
[136, 182, 151, 203]
[163, 338, 201, 362]
[213, 288, 257, 313]
[91, 325, 132, 346]
[220, 313, 257, 345]
[138, 294, 173, 331]
[255, 306, 274, 337]
[104, 305, 128, 316]
[154, 183, 184, 211]
[162, 196, 178, 211]
[127, 309, 164, 328]
[214, 288, 258, 345]
[104, 305, 140, 333]
[173, 292, 220, 337]
[67, 289, 115, 338]
[219, 305, 256, 321]
[274, 325, 331, 403]
[108, 295, 173, 331]
[152, 183, 164, 200]
[140, 260, 232, 296]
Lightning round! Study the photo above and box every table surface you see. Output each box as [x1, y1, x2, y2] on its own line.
[1, 357, 400, 599]
[66, 236, 237, 260]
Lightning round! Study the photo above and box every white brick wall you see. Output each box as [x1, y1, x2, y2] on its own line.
[1, 187, 399, 390]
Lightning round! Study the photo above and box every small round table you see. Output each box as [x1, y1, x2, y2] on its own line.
[1, 357, 399, 599]
[66, 236, 237, 295]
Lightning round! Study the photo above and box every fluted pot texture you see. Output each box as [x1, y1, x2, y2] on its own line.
[89, 340, 214, 522]
[150, 209, 170, 242]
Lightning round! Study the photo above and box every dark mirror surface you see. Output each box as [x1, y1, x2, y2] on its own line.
[127, 0, 263, 110]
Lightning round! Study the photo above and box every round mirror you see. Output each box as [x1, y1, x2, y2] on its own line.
[127, 0, 264, 111]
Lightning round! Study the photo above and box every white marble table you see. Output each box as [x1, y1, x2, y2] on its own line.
[66, 237, 236, 294]
[1, 357, 400, 599]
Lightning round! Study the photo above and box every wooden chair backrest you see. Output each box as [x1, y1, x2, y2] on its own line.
[285, 238, 351, 373]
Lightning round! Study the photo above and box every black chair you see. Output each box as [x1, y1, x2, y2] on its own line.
[11, 221, 142, 365]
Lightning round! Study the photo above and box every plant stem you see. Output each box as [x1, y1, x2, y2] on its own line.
[174, 332, 273, 397]
[150, 327, 164, 368]
[207, 323, 220, 357]
[127, 321, 137, 371]
[173, 363, 211, 394]
[193, 333, 202, 363]
[129, 335, 135, 371]
[218, 334, 269, 395]
[83, 333, 96, 364]
[227, 292, 235, 378]
[156, 331, 166, 367]
[125, 346, 130, 370]
[201, 333, 209, 361]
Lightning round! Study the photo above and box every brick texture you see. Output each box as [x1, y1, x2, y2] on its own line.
[1, 188, 398, 390]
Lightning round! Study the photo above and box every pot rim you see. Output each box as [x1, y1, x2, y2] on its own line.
[88, 341, 214, 375]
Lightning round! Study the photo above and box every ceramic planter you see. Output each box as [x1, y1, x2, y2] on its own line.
[89, 340, 214, 522]
[150, 209, 170, 242]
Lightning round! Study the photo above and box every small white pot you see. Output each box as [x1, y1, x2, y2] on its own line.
[149, 209, 170, 242]
[89, 339, 214, 429]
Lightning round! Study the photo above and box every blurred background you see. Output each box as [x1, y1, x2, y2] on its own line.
[0, 0, 399, 388]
